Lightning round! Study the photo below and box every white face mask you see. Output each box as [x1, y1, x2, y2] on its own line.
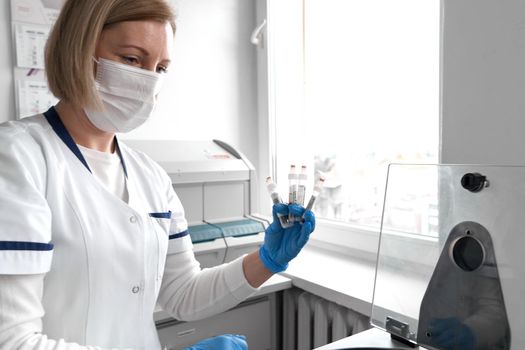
[85, 58, 165, 133]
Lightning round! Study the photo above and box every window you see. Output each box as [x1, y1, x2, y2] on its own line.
[268, 0, 440, 243]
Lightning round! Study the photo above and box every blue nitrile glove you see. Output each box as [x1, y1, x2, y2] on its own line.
[430, 317, 476, 350]
[183, 334, 247, 350]
[259, 203, 316, 273]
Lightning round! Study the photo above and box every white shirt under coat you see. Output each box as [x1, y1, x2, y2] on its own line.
[0, 110, 257, 349]
[77, 144, 129, 202]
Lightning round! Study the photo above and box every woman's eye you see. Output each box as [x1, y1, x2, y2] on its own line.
[157, 66, 168, 74]
[122, 56, 139, 65]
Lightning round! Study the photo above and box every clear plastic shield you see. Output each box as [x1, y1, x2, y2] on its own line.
[371, 164, 525, 349]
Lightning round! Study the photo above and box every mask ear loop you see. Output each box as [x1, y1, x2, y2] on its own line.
[90, 57, 105, 113]
[92, 57, 100, 78]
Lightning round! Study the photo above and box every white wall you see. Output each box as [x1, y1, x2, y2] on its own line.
[0, 1, 15, 123]
[441, 0, 525, 165]
[0, 0, 259, 169]
[126, 0, 259, 169]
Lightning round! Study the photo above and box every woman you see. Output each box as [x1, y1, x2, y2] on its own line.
[0, 0, 315, 349]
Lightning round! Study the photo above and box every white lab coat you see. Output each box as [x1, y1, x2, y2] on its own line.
[0, 108, 256, 349]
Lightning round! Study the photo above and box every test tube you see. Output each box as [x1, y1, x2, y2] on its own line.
[303, 176, 325, 217]
[288, 165, 298, 222]
[266, 176, 291, 227]
[296, 165, 308, 206]
[288, 165, 298, 204]
[266, 176, 282, 204]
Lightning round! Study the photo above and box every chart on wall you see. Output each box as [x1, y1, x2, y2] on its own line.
[10, 0, 64, 119]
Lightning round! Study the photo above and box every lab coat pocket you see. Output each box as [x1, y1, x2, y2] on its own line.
[149, 212, 171, 237]
[148, 212, 171, 288]
[149, 211, 172, 220]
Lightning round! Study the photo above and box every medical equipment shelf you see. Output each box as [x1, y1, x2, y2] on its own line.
[187, 223, 223, 244]
[207, 218, 265, 238]
[188, 218, 264, 245]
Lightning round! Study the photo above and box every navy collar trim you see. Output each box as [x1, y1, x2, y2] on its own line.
[115, 138, 128, 178]
[43, 106, 128, 178]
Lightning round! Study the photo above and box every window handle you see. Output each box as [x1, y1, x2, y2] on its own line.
[251, 19, 267, 48]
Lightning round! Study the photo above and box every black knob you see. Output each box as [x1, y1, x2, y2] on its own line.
[461, 173, 487, 193]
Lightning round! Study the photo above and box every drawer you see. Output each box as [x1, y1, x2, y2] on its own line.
[157, 297, 272, 350]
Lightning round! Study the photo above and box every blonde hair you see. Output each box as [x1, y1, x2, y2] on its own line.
[45, 0, 176, 109]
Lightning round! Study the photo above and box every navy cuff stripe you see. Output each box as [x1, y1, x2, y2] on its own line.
[149, 211, 172, 219]
[0, 241, 54, 251]
[169, 230, 189, 240]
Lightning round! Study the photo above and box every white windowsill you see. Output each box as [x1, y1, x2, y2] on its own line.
[282, 243, 377, 316]
[282, 223, 433, 318]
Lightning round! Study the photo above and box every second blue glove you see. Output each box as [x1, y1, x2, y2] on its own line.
[184, 334, 247, 350]
[429, 317, 476, 350]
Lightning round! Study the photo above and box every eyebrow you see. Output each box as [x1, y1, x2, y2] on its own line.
[117, 44, 149, 55]
[117, 44, 171, 63]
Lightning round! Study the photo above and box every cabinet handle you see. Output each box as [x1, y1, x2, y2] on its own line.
[177, 328, 196, 337]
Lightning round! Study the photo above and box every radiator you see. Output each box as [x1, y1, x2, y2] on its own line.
[283, 288, 370, 350]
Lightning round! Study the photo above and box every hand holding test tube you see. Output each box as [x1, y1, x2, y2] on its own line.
[260, 167, 318, 273]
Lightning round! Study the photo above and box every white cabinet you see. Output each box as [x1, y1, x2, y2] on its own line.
[155, 275, 293, 350]
[157, 296, 274, 350]
[223, 232, 264, 263]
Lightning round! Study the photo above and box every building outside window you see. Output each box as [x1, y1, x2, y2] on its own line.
[269, 0, 440, 239]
